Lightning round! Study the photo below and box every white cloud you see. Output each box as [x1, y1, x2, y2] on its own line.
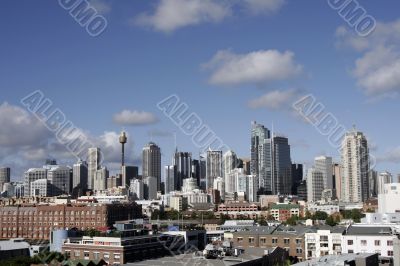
[89, 0, 112, 14]
[204, 49, 302, 86]
[113, 110, 158, 126]
[336, 20, 400, 97]
[134, 0, 231, 33]
[248, 89, 298, 110]
[242, 0, 285, 15]
[133, 0, 285, 33]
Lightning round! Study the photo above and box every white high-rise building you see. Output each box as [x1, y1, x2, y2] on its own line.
[24, 168, 47, 197]
[341, 129, 370, 203]
[129, 178, 144, 200]
[73, 160, 88, 192]
[213, 176, 225, 201]
[30, 179, 51, 197]
[206, 150, 222, 190]
[142, 142, 161, 190]
[225, 168, 245, 195]
[377, 171, 392, 195]
[307, 168, 324, 202]
[93, 167, 108, 192]
[378, 183, 400, 213]
[88, 147, 101, 190]
[315, 156, 333, 190]
[223, 150, 238, 178]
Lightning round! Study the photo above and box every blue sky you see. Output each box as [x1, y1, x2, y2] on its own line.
[1, 0, 400, 180]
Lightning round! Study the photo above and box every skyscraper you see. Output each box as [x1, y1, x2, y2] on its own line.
[314, 156, 333, 190]
[94, 166, 108, 191]
[173, 151, 192, 190]
[333, 163, 343, 200]
[0, 167, 10, 190]
[307, 168, 324, 202]
[291, 164, 303, 195]
[341, 129, 370, 203]
[377, 171, 392, 195]
[250, 121, 270, 177]
[121, 165, 139, 188]
[165, 165, 175, 194]
[142, 142, 161, 190]
[72, 160, 88, 196]
[88, 147, 101, 190]
[223, 150, 238, 178]
[273, 136, 292, 195]
[206, 149, 222, 190]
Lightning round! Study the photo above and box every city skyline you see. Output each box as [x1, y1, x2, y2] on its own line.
[1, 1, 400, 180]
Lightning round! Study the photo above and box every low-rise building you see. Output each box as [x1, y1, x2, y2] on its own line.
[304, 227, 346, 260]
[270, 204, 301, 222]
[342, 225, 396, 259]
[307, 203, 340, 216]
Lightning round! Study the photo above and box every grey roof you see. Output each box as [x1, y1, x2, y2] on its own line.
[345, 226, 392, 236]
[293, 253, 377, 266]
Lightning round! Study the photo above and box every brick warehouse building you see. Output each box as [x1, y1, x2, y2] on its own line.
[0, 203, 142, 240]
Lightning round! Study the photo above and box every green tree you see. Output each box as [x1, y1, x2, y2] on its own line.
[285, 215, 299, 226]
[313, 211, 328, 220]
[325, 215, 337, 226]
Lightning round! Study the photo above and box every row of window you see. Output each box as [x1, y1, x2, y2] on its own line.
[347, 240, 393, 246]
[237, 237, 302, 245]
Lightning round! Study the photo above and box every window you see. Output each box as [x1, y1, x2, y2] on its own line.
[93, 252, 100, 260]
[375, 240, 381, 246]
[260, 238, 266, 245]
[114, 253, 121, 260]
[284, 238, 290, 245]
[296, 248, 302, 254]
[387, 240, 393, 246]
[388, 251, 394, 256]
[237, 237, 243, 244]
[272, 238, 278, 244]
[347, 240, 353, 245]
[74, 251, 80, 257]
[103, 252, 110, 259]
[83, 251, 89, 259]
[320, 236, 328, 242]
[296, 239, 302, 245]
[348, 250, 354, 254]
[248, 237, 255, 244]
[361, 240, 367, 246]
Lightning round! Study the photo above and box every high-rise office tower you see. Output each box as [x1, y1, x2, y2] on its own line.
[332, 163, 343, 200]
[291, 164, 303, 195]
[191, 159, 200, 186]
[72, 160, 88, 194]
[165, 165, 175, 194]
[94, 167, 108, 192]
[47, 165, 71, 195]
[24, 168, 47, 197]
[88, 147, 101, 190]
[341, 128, 370, 203]
[314, 156, 333, 190]
[144, 176, 157, 200]
[142, 142, 161, 190]
[213, 176, 225, 201]
[369, 170, 378, 197]
[223, 150, 238, 178]
[259, 138, 273, 192]
[0, 167, 10, 190]
[206, 149, 223, 190]
[377, 171, 392, 195]
[273, 136, 292, 195]
[121, 165, 139, 188]
[250, 121, 270, 177]
[173, 151, 192, 190]
[307, 168, 324, 202]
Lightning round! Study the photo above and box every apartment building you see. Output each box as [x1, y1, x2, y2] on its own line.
[305, 227, 346, 260]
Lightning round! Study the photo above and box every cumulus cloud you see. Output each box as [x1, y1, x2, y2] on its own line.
[0, 102, 140, 179]
[335, 20, 400, 97]
[242, 0, 285, 15]
[248, 89, 299, 110]
[113, 110, 158, 126]
[204, 49, 303, 86]
[134, 0, 231, 33]
[133, 0, 285, 33]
